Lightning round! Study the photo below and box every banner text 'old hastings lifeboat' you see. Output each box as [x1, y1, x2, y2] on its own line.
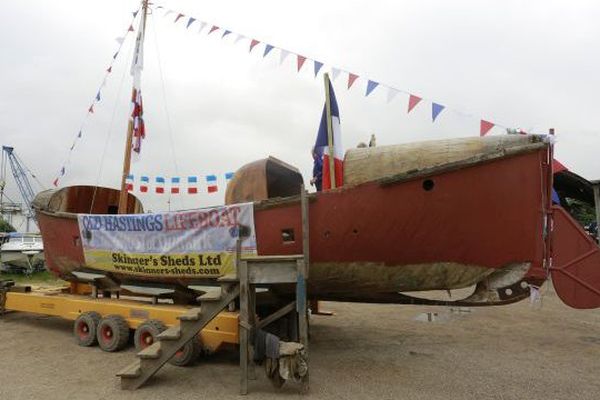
[77, 203, 256, 278]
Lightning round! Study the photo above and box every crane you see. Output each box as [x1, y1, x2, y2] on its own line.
[1, 146, 41, 232]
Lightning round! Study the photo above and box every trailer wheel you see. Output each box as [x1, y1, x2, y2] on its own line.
[169, 338, 202, 367]
[97, 315, 130, 352]
[73, 311, 101, 347]
[134, 319, 167, 351]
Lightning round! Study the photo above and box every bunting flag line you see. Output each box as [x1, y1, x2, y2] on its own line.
[52, 9, 141, 188]
[152, 4, 522, 139]
[117, 173, 236, 195]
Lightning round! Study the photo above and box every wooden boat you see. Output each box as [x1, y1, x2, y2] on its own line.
[36, 134, 593, 307]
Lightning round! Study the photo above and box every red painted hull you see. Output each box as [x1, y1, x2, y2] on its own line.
[37, 148, 552, 304]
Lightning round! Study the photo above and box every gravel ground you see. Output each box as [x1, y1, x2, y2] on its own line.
[0, 284, 599, 400]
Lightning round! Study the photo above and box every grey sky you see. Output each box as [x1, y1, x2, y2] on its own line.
[1, 0, 599, 213]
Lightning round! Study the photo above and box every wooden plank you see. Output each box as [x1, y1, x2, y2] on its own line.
[239, 259, 249, 395]
[248, 261, 297, 284]
[256, 301, 295, 330]
[242, 254, 304, 261]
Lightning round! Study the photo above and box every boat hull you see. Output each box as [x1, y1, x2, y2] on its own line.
[35, 146, 551, 303]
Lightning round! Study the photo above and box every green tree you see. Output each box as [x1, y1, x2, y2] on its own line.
[0, 217, 16, 232]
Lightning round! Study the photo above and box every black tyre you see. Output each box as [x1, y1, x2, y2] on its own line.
[73, 311, 101, 347]
[134, 319, 167, 351]
[97, 315, 130, 352]
[169, 337, 202, 367]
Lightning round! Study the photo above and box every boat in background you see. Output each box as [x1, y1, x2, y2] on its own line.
[0, 232, 45, 273]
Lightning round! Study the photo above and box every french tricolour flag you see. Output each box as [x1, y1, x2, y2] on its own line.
[314, 77, 343, 190]
[171, 177, 180, 194]
[126, 174, 134, 192]
[140, 176, 149, 193]
[188, 176, 198, 194]
[206, 175, 218, 193]
[155, 176, 165, 194]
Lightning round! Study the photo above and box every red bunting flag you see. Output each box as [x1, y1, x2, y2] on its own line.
[88, 105, 94, 114]
[297, 55, 307, 72]
[480, 120, 494, 136]
[208, 25, 219, 34]
[347, 73, 359, 89]
[407, 95, 422, 113]
[106, 66, 112, 73]
[128, 25, 134, 32]
[249, 39, 260, 52]
[174, 13, 184, 23]
[53, 178, 58, 187]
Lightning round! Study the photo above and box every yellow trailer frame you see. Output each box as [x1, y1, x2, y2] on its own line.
[2, 285, 239, 353]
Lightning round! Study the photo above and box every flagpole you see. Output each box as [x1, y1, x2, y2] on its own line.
[323, 73, 336, 189]
[118, 0, 148, 214]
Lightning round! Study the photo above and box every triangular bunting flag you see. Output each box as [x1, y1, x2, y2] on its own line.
[77, 130, 82, 138]
[208, 25, 219, 35]
[186, 17, 196, 28]
[95, 91, 101, 102]
[347, 73, 359, 89]
[432, 103, 445, 122]
[70, 143, 75, 151]
[88, 105, 94, 114]
[115, 37, 125, 45]
[480, 120, 495, 136]
[106, 66, 112, 73]
[133, 10, 139, 17]
[263, 44, 274, 57]
[331, 67, 341, 81]
[164, 10, 173, 18]
[60, 166, 65, 176]
[174, 13, 185, 23]
[366, 80, 379, 96]
[249, 39, 260, 52]
[52, 178, 58, 187]
[314, 61, 324, 77]
[407, 94, 422, 113]
[128, 25, 134, 32]
[112, 51, 119, 59]
[386, 87, 399, 103]
[234, 33, 245, 44]
[297, 55, 307, 72]
[198, 21, 207, 34]
[222, 30, 232, 38]
[279, 49, 290, 65]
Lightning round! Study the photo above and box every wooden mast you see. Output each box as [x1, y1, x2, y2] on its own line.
[323, 73, 336, 189]
[118, 0, 148, 214]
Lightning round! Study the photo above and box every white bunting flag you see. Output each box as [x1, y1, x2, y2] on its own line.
[197, 21, 207, 34]
[386, 87, 400, 104]
[115, 36, 125, 45]
[279, 49, 291, 65]
[163, 10, 174, 18]
[331, 67, 341, 81]
[234, 33, 246, 44]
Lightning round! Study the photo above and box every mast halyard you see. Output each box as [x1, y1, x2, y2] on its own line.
[118, 0, 149, 214]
